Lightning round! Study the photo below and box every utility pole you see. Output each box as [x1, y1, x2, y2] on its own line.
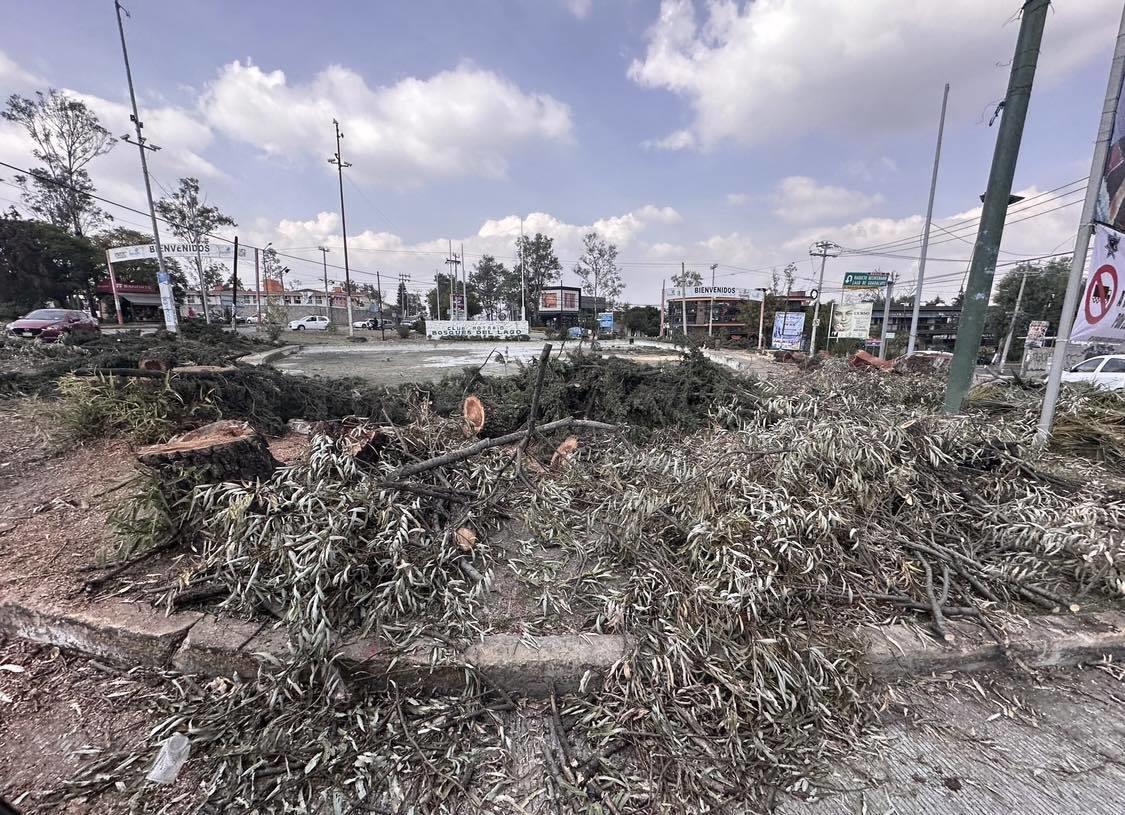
[445, 241, 462, 319]
[1037, 2, 1125, 445]
[254, 248, 261, 324]
[375, 269, 386, 340]
[519, 219, 527, 322]
[317, 246, 331, 320]
[755, 288, 767, 349]
[230, 236, 239, 328]
[708, 262, 718, 337]
[114, 0, 177, 333]
[460, 242, 468, 320]
[943, 0, 1050, 413]
[998, 267, 1029, 369]
[328, 119, 354, 337]
[680, 261, 689, 339]
[878, 273, 897, 360]
[908, 83, 950, 355]
[660, 278, 666, 337]
[808, 240, 841, 354]
[826, 298, 836, 353]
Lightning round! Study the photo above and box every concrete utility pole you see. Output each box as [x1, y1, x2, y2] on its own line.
[660, 278, 666, 337]
[680, 261, 689, 338]
[755, 288, 767, 349]
[1037, 2, 1125, 445]
[707, 263, 718, 337]
[519, 219, 527, 321]
[808, 240, 841, 354]
[254, 248, 261, 324]
[114, 0, 177, 333]
[461, 242, 468, 319]
[445, 241, 462, 319]
[328, 119, 355, 336]
[879, 273, 897, 360]
[230, 236, 239, 328]
[375, 269, 386, 340]
[318, 246, 331, 319]
[908, 82, 950, 355]
[998, 266, 1030, 369]
[943, 0, 1050, 413]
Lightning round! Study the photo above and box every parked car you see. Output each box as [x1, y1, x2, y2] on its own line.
[6, 308, 100, 342]
[352, 318, 381, 330]
[287, 315, 330, 331]
[1060, 354, 1125, 390]
[244, 314, 262, 325]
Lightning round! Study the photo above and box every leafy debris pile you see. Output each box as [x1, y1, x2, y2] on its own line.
[46, 354, 1125, 813]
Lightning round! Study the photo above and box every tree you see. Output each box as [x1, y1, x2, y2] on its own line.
[573, 231, 624, 328]
[506, 233, 561, 322]
[471, 255, 507, 319]
[985, 258, 1070, 359]
[671, 266, 703, 289]
[154, 177, 236, 323]
[623, 305, 660, 336]
[0, 209, 99, 316]
[396, 280, 408, 320]
[3, 89, 116, 236]
[427, 272, 480, 319]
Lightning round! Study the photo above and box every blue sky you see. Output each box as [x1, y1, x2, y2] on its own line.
[1, 0, 1122, 304]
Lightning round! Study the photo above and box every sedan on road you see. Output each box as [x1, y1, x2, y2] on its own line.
[287, 315, 331, 331]
[6, 308, 100, 342]
[1060, 354, 1125, 390]
[352, 318, 381, 330]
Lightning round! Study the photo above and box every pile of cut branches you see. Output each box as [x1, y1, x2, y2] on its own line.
[48, 354, 1125, 814]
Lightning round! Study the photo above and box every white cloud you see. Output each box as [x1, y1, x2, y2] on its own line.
[565, 0, 593, 19]
[726, 192, 748, 206]
[641, 129, 695, 151]
[629, 0, 1118, 150]
[0, 50, 43, 89]
[773, 176, 883, 223]
[200, 60, 572, 183]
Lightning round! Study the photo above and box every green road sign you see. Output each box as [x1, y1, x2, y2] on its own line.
[843, 271, 890, 289]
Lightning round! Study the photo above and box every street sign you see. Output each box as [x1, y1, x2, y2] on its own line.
[1026, 320, 1049, 346]
[1071, 224, 1125, 342]
[843, 271, 890, 290]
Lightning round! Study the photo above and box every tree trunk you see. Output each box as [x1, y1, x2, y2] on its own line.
[136, 419, 278, 484]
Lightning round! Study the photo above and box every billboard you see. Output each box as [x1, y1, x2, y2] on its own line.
[1099, 61, 1125, 231]
[1070, 223, 1125, 343]
[843, 271, 890, 290]
[597, 312, 614, 332]
[668, 286, 753, 299]
[832, 302, 873, 339]
[539, 288, 580, 313]
[426, 320, 529, 339]
[1026, 320, 1049, 346]
[771, 312, 805, 350]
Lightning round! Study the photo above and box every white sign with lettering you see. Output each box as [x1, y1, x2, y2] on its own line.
[668, 286, 754, 300]
[108, 242, 253, 263]
[426, 320, 530, 339]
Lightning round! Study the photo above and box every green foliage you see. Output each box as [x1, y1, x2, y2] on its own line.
[469, 254, 506, 318]
[395, 323, 411, 339]
[55, 374, 199, 444]
[985, 259, 1070, 361]
[0, 211, 100, 314]
[154, 177, 237, 294]
[508, 232, 562, 322]
[412, 317, 425, 335]
[623, 305, 660, 336]
[573, 231, 623, 321]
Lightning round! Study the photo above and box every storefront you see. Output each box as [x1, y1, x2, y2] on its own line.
[538, 286, 582, 332]
[95, 282, 164, 323]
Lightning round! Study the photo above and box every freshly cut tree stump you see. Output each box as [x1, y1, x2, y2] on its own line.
[137, 419, 279, 483]
[138, 350, 174, 373]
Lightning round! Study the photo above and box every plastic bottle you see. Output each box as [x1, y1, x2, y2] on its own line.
[146, 733, 190, 784]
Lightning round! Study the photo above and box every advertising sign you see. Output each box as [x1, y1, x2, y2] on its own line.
[1026, 320, 1049, 346]
[1070, 224, 1125, 343]
[107, 242, 253, 263]
[668, 286, 753, 300]
[539, 288, 580, 313]
[426, 320, 529, 339]
[1099, 61, 1125, 230]
[771, 312, 805, 350]
[597, 312, 614, 332]
[843, 271, 890, 290]
[832, 302, 873, 339]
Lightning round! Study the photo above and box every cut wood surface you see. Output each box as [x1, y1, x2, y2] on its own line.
[136, 419, 279, 483]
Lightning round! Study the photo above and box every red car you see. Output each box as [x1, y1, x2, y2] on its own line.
[6, 308, 100, 342]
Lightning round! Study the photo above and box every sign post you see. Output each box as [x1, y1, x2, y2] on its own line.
[105, 250, 124, 325]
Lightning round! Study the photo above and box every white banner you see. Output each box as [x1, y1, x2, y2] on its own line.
[108, 242, 253, 263]
[1070, 224, 1125, 343]
[832, 302, 873, 339]
[426, 320, 529, 339]
[669, 286, 754, 300]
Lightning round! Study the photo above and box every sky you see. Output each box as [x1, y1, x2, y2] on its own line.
[1, 0, 1122, 306]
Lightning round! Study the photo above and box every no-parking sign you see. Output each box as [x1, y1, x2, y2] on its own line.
[1071, 224, 1125, 343]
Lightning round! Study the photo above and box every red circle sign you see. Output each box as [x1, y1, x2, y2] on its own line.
[1084, 264, 1118, 325]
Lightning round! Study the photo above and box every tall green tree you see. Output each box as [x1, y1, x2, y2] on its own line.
[623, 305, 660, 336]
[573, 231, 624, 327]
[427, 272, 480, 320]
[3, 89, 116, 236]
[671, 266, 703, 289]
[155, 177, 236, 323]
[471, 254, 506, 319]
[0, 209, 99, 316]
[985, 258, 1071, 358]
[506, 232, 561, 322]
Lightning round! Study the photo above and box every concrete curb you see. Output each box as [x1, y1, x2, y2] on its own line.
[2, 590, 1121, 691]
[238, 344, 303, 366]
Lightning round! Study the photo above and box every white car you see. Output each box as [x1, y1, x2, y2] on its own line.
[288, 315, 330, 331]
[1060, 354, 1125, 390]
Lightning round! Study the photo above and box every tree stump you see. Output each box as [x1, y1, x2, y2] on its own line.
[136, 419, 279, 484]
[138, 350, 175, 373]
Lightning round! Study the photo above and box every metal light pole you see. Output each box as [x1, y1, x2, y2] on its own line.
[329, 119, 354, 336]
[114, 0, 177, 333]
[908, 82, 950, 355]
[318, 246, 331, 319]
[808, 240, 840, 353]
[1037, 1, 1125, 445]
[519, 219, 527, 322]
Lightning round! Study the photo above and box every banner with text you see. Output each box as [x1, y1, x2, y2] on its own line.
[668, 286, 754, 300]
[108, 242, 254, 263]
[1070, 224, 1125, 343]
[426, 320, 530, 340]
[842, 271, 890, 290]
[832, 302, 874, 339]
[771, 312, 805, 350]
